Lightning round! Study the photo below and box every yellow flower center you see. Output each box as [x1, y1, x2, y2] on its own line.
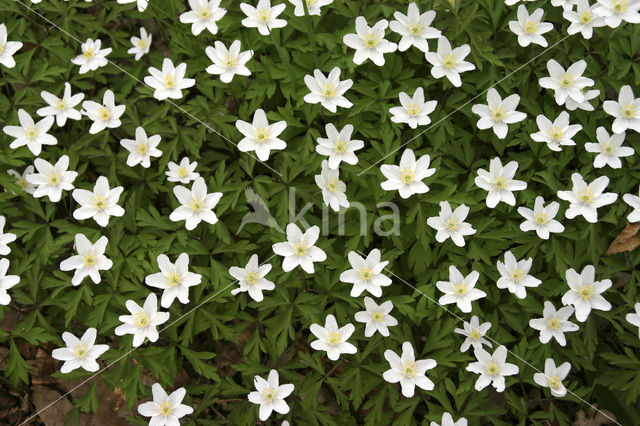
[322, 83, 337, 98]
[257, 9, 271, 23]
[622, 104, 637, 119]
[136, 39, 147, 48]
[524, 21, 538, 34]
[602, 141, 615, 154]
[454, 282, 468, 295]
[18, 178, 28, 189]
[159, 401, 173, 416]
[579, 11, 593, 23]
[261, 388, 276, 401]
[246, 271, 260, 285]
[493, 176, 508, 190]
[402, 361, 417, 377]
[358, 267, 372, 281]
[93, 195, 107, 210]
[294, 242, 308, 256]
[163, 74, 177, 88]
[579, 284, 594, 300]
[55, 98, 67, 110]
[178, 166, 188, 178]
[98, 107, 111, 121]
[25, 126, 39, 139]
[399, 167, 414, 184]
[0, 44, 4, 55]
[446, 217, 460, 231]
[328, 332, 342, 345]
[190, 199, 205, 212]
[132, 311, 150, 328]
[577, 188, 594, 204]
[406, 102, 420, 117]
[83, 46, 95, 58]
[327, 177, 341, 192]
[547, 317, 561, 330]
[334, 140, 346, 153]
[137, 142, 149, 155]
[549, 126, 564, 141]
[485, 361, 499, 376]
[613, 0, 629, 12]
[372, 311, 384, 322]
[534, 212, 548, 225]
[443, 53, 457, 69]
[549, 375, 562, 389]
[560, 74, 574, 89]
[198, 7, 211, 19]
[306, 0, 317, 5]
[255, 127, 269, 143]
[469, 329, 482, 340]
[47, 172, 61, 186]
[165, 273, 181, 287]
[491, 106, 506, 122]
[511, 268, 525, 283]
[73, 343, 90, 358]
[224, 55, 238, 67]
[409, 22, 423, 36]
[363, 34, 380, 48]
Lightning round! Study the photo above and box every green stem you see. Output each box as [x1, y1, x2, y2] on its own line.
[301, 0, 318, 67]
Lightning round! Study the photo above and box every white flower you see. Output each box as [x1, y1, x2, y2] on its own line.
[623, 186, 640, 222]
[594, 0, 640, 27]
[247, 370, 294, 421]
[236, 108, 287, 161]
[424, 37, 475, 87]
[26, 155, 77, 202]
[509, 5, 553, 47]
[453, 315, 492, 353]
[380, 149, 436, 199]
[315, 123, 363, 169]
[138, 383, 194, 425]
[0, 216, 16, 256]
[179, 0, 226, 35]
[557, 173, 617, 223]
[82, 89, 125, 134]
[517, 196, 564, 239]
[240, 0, 288, 35]
[471, 88, 526, 139]
[343, 17, 397, 66]
[389, 87, 437, 128]
[561, 265, 612, 322]
[530, 111, 582, 151]
[505, 0, 535, 4]
[339, 249, 392, 297]
[117, 0, 149, 12]
[354, 297, 398, 337]
[3, 109, 56, 156]
[539, 59, 594, 106]
[603, 85, 640, 134]
[430, 412, 468, 426]
[71, 38, 111, 74]
[310, 314, 357, 360]
[566, 88, 600, 111]
[303, 67, 353, 113]
[474, 157, 527, 208]
[564, 0, 605, 39]
[127, 27, 152, 61]
[0, 24, 23, 69]
[60, 234, 112, 286]
[272, 224, 326, 273]
[145, 253, 202, 308]
[115, 293, 170, 347]
[427, 201, 476, 247]
[466, 345, 519, 392]
[315, 160, 349, 212]
[288, 0, 333, 16]
[383, 341, 436, 397]
[389, 3, 441, 52]
[496, 251, 541, 299]
[72, 176, 125, 227]
[144, 58, 196, 101]
[229, 254, 274, 302]
[7, 166, 35, 194]
[205, 40, 252, 83]
[0, 259, 19, 306]
[169, 177, 222, 230]
[529, 301, 579, 346]
[552, 0, 578, 8]
[36, 82, 84, 127]
[120, 126, 162, 168]
[533, 358, 572, 397]
[626, 303, 640, 338]
[436, 265, 486, 313]
[585, 127, 634, 168]
[51, 328, 108, 373]
[166, 157, 199, 184]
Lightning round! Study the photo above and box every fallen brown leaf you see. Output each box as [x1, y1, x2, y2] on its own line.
[606, 222, 640, 256]
[572, 405, 617, 426]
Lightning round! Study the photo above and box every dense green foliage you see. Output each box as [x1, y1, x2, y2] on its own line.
[1, 0, 639, 424]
